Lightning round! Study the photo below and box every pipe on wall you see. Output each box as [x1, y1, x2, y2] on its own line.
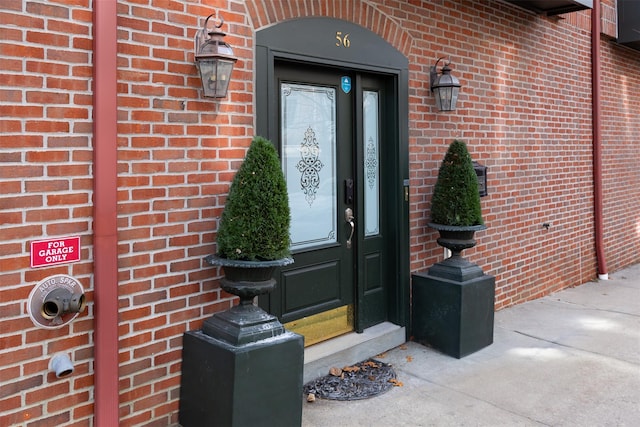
[93, 0, 120, 424]
[592, 0, 608, 280]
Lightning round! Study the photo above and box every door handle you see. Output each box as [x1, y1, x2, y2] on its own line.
[345, 208, 355, 249]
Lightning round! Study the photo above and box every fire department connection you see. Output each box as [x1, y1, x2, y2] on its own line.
[27, 274, 87, 378]
[27, 274, 86, 329]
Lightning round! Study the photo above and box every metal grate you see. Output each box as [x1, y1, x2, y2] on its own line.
[303, 359, 397, 401]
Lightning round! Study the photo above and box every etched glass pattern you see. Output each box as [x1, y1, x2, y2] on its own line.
[281, 83, 337, 250]
[363, 91, 380, 237]
[296, 127, 324, 206]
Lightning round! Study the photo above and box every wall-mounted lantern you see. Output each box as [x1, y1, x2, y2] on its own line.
[194, 13, 237, 98]
[430, 57, 461, 111]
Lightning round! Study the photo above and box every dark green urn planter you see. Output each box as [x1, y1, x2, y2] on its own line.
[201, 254, 293, 345]
[179, 137, 303, 427]
[425, 223, 488, 282]
[412, 223, 494, 358]
[429, 222, 486, 257]
[179, 255, 302, 427]
[412, 140, 495, 359]
[206, 255, 293, 301]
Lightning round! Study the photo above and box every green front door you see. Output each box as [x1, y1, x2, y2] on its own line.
[262, 62, 394, 345]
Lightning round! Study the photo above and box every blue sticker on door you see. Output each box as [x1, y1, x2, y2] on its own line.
[341, 76, 351, 94]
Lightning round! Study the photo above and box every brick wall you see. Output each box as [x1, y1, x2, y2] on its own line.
[405, 1, 599, 307]
[0, 0, 94, 425]
[1, 0, 638, 425]
[114, 0, 254, 424]
[600, 39, 640, 271]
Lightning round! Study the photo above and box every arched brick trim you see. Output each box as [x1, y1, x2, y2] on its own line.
[244, 0, 413, 58]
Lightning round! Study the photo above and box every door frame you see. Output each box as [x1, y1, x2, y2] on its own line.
[255, 17, 410, 334]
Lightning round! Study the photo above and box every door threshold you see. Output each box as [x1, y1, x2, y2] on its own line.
[302, 322, 406, 383]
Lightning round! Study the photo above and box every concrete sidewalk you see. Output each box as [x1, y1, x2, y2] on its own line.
[301, 264, 640, 426]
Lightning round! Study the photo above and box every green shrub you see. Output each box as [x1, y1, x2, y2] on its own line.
[430, 140, 483, 226]
[216, 136, 291, 260]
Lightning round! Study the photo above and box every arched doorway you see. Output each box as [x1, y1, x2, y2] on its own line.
[256, 17, 410, 346]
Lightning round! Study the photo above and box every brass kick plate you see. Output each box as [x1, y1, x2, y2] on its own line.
[284, 305, 354, 347]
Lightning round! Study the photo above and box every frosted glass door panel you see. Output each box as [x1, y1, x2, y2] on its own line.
[363, 90, 380, 237]
[281, 83, 337, 251]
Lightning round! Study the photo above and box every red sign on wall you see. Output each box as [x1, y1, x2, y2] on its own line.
[30, 236, 81, 268]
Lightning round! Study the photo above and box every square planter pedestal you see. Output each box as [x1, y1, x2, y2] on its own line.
[179, 303, 303, 426]
[412, 256, 495, 358]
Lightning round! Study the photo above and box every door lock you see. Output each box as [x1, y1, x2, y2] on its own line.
[345, 208, 355, 249]
[344, 179, 354, 204]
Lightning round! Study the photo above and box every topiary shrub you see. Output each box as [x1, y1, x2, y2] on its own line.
[216, 136, 291, 261]
[430, 140, 483, 226]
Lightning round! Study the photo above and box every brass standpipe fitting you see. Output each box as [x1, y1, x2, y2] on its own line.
[41, 287, 86, 320]
[28, 275, 86, 329]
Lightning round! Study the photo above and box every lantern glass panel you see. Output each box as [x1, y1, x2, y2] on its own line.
[198, 58, 235, 98]
[434, 86, 460, 111]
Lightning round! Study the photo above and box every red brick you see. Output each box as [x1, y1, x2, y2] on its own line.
[47, 390, 90, 414]
[25, 381, 70, 405]
[0, 404, 43, 427]
[132, 367, 168, 388]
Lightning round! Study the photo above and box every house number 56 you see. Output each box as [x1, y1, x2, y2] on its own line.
[335, 31, 350, 48]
